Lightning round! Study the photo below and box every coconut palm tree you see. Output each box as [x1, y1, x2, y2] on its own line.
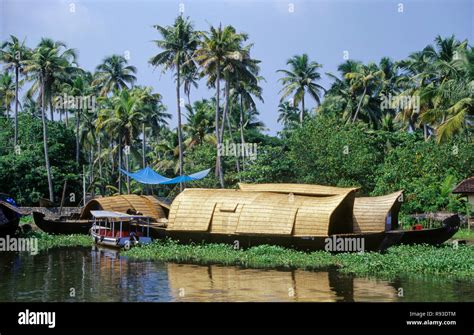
[131, 87, 170, 167]
[61, 71, 94, 164]
[150, 15, 199, 190]
[0, 35, 30, 145]
[345, 62, 384, 124]
[184, 99, 215, 147]
[96, 89, 144, 194]
[195, 24, 250, 187]
[181, 63, 199, 106]
[277, 54, 325, 123]
[25, 39, 78, 122]
[0, 72, 16, 117]
[277, 101, 299, 128]
[93, 55, 137, 96]
[22, 96, 41, 118]
[23, 38, 77, 201]
[233, 78, 263, 132]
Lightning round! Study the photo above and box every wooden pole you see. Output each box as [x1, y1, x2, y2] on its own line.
[59, 180, 67, 215]
[83, 165, 86, 206]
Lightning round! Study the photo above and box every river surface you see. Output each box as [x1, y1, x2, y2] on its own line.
[0, 247, 472, 302]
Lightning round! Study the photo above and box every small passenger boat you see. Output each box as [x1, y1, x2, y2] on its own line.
[90, 210, 153, 249]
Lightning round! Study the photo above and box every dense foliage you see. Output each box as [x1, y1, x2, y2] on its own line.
[0, 23, 472, 215]
[0, 115, 81, 204]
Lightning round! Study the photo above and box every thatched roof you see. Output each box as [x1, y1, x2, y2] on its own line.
[167, 188, 356, 236]
[238, 183, 403, 234]
[238, 183, 359, 196]
[452, 177, 474, 194]
[80, 195, 167, 221]
[352, 191, 403, 233]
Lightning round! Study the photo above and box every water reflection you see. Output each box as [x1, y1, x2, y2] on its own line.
[166, 263, 398, 302]
[0, 247, 472, 302]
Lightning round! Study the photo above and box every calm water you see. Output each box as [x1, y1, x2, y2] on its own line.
[0, 247, 472, 302]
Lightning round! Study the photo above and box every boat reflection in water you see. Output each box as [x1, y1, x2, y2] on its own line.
[0, 247, 472, 302]
[166, 263, 398, 302]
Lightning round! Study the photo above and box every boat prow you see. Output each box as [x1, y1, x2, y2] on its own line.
[0, 199, 22, 237]
[33, 211, 93, 235]
[382, 214, 460, 249]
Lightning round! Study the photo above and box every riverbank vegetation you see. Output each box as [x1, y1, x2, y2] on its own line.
[16, 229, 473, 278]
[23, 231, 93, 251]
[0, 16, 472, 220]
[123, 239, 474, 279]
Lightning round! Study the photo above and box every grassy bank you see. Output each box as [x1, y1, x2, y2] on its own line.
[22, 231, 93, 251]
[453, 228, 474, 241]
[124, 239, 474, 279]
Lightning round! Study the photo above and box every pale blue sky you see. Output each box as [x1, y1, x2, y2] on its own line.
[1, 0, 472, 134]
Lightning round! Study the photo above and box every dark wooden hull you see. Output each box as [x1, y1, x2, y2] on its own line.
[150, 215, 461, 252]
[0, 203, 20, 237]
[382, 214, 460, 248]
[33, 211, 92, 235]
[150, 227, 386, 252]
[0, 217, 20, 237]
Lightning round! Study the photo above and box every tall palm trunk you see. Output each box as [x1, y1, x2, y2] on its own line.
[239, 95, 246, 171]
[41, 77, 54, 202]
[126, 147, 130, 195]
[300, 95, 305, 124]
[187, 91, 191, 107]
[226, 107, 240, 175]
[50, 100, 54, 121]
[14, 66, 19, 146]
[352, 86, 367, 123]
[65, 109, 68, 126]
[176, 61, 184, 191]
[142, 123, 146, 168]
[75, 110, 80, 164]
[215, 63, 224, 188]
[219, 78, 230, 143]
[98, 136, 104, 196]
[118, 138, 122, 194]
[89, 147, 94, 196]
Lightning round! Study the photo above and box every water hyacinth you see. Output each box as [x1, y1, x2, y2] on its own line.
[124, 239, 474, 279]
[22, 231, 93, 251]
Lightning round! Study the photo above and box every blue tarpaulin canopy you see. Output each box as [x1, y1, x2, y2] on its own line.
[119, 167, 211, 185]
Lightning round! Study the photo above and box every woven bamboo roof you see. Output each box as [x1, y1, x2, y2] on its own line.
[352, 191, 403, 233]
[80, 195, 167, 221]
[167, 188, 355, 236]
[238, 183, 360, 196]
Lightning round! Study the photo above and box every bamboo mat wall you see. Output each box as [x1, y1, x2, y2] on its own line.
[352, 191, 403, 233]
[167, 189, 355, 236]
